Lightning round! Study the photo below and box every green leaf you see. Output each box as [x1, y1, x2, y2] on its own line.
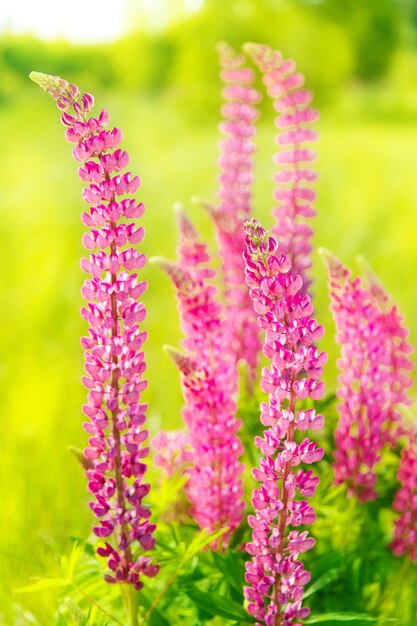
[306, 613, 380, 623]
[14, 578, 69, 593]
[184, 527, 228, 560]
[69, 536, 96, 558]
[304, 568, 339, 599]
[185, 587, 254, 623]
[211, 552, 244, 595]
[139, 590, 170, 626]
[61, 543, 84, 580]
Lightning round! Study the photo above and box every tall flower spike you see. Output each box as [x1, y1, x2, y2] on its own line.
[153, 209, 245, 548]
[357, 260, 417, 559]
[206, 43, 262, 380]
[244, 44, 318, 293]
[391, 428, 417, 561]
[322, 250, 413, 502]
[243, 219, 326, 626]
[31, 72, 158, 589]
[358, 256, 414, 424]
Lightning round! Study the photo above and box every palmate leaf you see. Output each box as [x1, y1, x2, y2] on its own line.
[303, 568, 339, 599]
[139, 590, 170, 626]
[184, 527, 229, 560]
[211, 551, 245, 596]
[185, 587, 255, 623]
[60, 543, 85, 580]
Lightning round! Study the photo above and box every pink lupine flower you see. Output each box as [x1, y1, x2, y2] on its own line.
[154, 210, 245, 548]
[243, 219, 326, 626]
[152, 430, 193, 479]
[31, 72, 158, 589]
[359, 264, 417, 559]
[391, 428, 417, 561]
[361, 261, 414, 429]
[322, 251, 413, 502]
[206, 43, 262, 380]
[244, 44, 318, 293]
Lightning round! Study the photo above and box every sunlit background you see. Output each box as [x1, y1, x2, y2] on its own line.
[2, 0, 417, 622]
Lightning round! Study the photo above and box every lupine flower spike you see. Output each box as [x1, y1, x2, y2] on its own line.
[391, 428, 417, 560]
[244, 44, 318, 293]
[357, 261, 417, 559]
[206, 43, 262, 380]
[322, 250, 413, 502]
[153, 209, 245, 549]
[30, 72, 158, 590]
[358, 257, 414, 433]
[244, 219, 326, 626]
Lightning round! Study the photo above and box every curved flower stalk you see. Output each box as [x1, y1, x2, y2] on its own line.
[391, 428, 417, 561]
[244, 44, 318, 293]
[243, 219, 326, 626]
[30, 72, 158, 590]
[322, 251, 413, 502]
[206, 42, 262, 380]
[153, 210, 245, 548]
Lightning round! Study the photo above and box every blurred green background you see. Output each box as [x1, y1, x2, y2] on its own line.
[1, 0, 417, 622]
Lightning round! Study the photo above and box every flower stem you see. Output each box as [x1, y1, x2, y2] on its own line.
[69, 579, 124, 626]
[122, 585, 139, 626]
[273, 374, 296, 626]
[140, 569, 179, 624]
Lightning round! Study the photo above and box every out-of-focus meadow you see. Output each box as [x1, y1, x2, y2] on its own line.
[2, 0, 417, 622]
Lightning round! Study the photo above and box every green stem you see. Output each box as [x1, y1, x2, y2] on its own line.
[122, 586, 139, 626]
[140, 568, 180, 624]
[68, 579, 124, 626]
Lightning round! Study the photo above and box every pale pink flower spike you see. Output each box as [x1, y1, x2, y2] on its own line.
[205, 43, 262, 380]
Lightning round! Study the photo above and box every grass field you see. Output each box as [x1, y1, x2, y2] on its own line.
[1, 85, 417, 623]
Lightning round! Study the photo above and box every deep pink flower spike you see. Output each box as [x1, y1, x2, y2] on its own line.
[322, 249, 413, 502]
[31, 72, 158, 589]
[153, 209, 245, 549]
[243, 218, 326, 626]
[391, 428, 417, 561]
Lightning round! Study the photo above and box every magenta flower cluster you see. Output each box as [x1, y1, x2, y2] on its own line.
[30, 73, 158, 589]
[323, 252, 413, 502]
[207, 43, 262, 378]
[157, 211, 245, 548]
[392, 429, 417, 560]
[245, 44, 318, 292]
[243, 219, 326, 626]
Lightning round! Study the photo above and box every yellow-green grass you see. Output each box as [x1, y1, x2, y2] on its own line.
[1, 87, 417, 622]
